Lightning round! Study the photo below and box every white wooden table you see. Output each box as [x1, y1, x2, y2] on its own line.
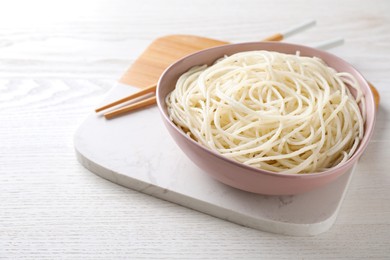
[1, 0, 390, 258]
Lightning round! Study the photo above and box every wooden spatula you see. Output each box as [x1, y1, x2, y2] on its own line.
[119, 34, 379, 104]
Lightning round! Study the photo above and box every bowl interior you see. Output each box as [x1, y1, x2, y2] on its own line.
[156, 42, 376, 177]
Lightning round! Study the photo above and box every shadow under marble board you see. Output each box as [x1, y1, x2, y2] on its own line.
[74, 35, 362, 236]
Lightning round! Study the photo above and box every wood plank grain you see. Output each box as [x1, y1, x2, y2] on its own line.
[1, 0, 390, 258]
[119, 35, 228, 87]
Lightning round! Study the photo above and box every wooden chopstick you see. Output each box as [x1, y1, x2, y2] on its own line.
[96, 21, 318, 119]
[263, 20, 316, 42]
[95, 83, 156, 113]
[262, 33, 284, 42]
[104, 96, 157, 119]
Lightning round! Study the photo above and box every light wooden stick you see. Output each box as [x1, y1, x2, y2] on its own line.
[262, 33, 284, 42]
[281, 20, 316, 38]
[95, 84, 156, 112]
[104, 96, 157, 119]
[263, 20, 316, 42]
[313, 38, 344, 50]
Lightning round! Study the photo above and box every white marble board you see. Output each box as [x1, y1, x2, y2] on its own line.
[74, 83, 356, 236]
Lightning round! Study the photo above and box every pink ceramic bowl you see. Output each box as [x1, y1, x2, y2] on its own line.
[156, 42, 376, 195]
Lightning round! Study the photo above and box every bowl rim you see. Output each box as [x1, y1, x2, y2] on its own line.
[156, 41, 376, 179]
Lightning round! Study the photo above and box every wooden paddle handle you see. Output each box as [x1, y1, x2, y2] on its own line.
[369, 83, 380, 108]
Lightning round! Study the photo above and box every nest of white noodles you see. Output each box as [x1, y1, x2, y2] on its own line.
[166, 51, 365, 174]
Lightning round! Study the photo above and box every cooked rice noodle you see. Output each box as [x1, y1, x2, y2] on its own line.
[166, 51, 365, 174]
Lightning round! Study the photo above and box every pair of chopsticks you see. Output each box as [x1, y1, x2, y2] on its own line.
[95, 84, 157, 119]
[96, 20, 343, 119]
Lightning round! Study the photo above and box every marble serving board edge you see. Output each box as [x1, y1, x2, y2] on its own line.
[74, 83, 356, 236]
[75, 149, 355, 236]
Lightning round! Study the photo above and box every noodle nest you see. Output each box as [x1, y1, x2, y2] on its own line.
[166, 51, 365, 174]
